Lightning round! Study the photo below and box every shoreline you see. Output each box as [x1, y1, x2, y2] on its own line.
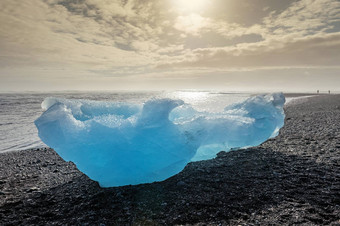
[0, 94, 339, 225]
[0, 92, 320, 154]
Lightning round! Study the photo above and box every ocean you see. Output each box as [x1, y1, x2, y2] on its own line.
[0, 91, 259, 153]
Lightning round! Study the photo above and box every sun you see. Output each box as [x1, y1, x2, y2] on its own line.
[173, 0, 210, 13]
[172, 0, 210, 34]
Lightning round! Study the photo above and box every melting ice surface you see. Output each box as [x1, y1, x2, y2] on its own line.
[35, 93, 285, 187]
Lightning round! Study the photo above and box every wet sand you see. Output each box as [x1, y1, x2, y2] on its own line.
[0, 94, 339, 225]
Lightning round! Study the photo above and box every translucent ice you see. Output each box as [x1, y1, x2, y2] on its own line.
[35, 93, 285, 187]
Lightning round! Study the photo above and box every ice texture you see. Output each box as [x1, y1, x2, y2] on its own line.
[35, 93, 285, 187]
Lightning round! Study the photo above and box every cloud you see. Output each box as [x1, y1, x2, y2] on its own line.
[263, 0, 340, 37]
[0, 0, 154, 72]
[174, 14, 209, 35]
[0, 0, 339, 91]
[158, 32, 340, 69]
[156, 0, 340, 70]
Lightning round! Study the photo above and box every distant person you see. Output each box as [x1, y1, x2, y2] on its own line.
[328, 90, 331, 94]
[317, 90, 319, 94]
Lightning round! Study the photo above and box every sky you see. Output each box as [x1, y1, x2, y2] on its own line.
[0, 0, 339, 92]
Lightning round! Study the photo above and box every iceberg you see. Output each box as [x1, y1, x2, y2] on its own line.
[35, 93, 285, 187]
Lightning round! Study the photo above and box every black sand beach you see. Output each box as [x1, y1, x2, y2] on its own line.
[0, 94, 339, 225]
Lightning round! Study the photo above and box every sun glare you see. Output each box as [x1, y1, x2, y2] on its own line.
[173, 0, 209, 13]
[172, 0, 210, 33]
[175, 14, 207, 34]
